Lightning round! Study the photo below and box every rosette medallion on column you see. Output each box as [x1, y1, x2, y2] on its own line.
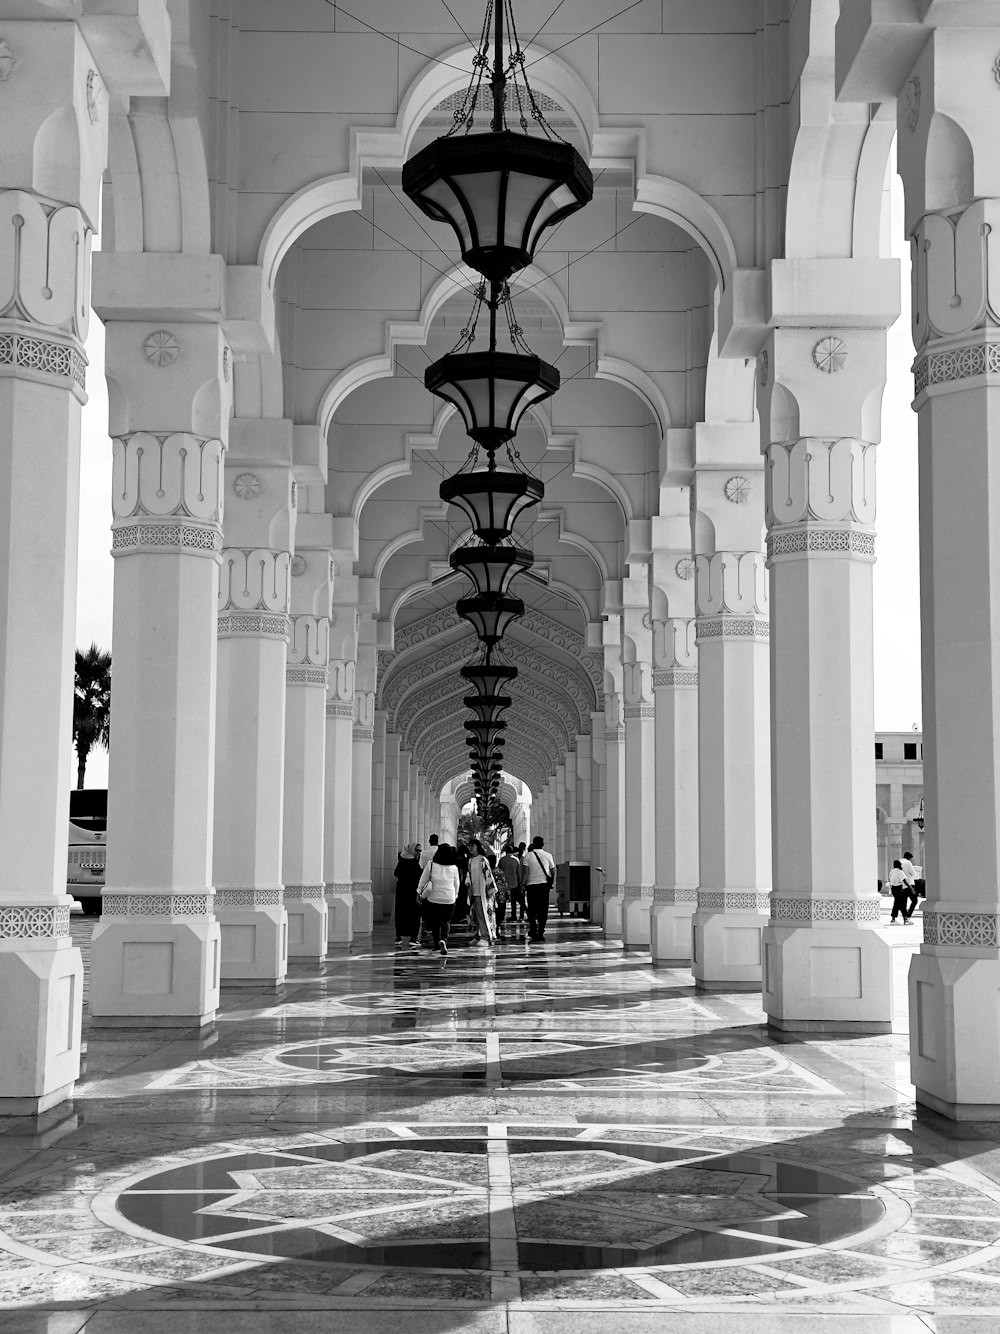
[691, 445, 772, 990]
[758, 283, 896, 1031]
[283, 542, 333, 961]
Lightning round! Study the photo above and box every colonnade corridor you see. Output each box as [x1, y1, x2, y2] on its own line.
[2, 916, 1000, 1331]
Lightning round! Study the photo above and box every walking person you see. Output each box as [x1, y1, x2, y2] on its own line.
[392, 843, 423, 949]
[521, 835, 556, 942]
[468, 839, 498, 946]
[416, 843, 461, 955]
[888, 859, 911, 924]
[420, 835, 438, 869]
[499, 844, 524, 923]
[901, 849, 919, 917]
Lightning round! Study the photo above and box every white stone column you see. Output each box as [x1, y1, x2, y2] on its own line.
[690, 444, 772, 989]
[0, 20, 116, 1106]
[575, 735, 593, 865]
[90, 302, 229, 1024]
[590, 713, 607, 924]
[383, 732, 400, 903]
[371, 711, 387, 921]
[650, 610, 700, 966]
[213, 446, 294, 986]
[401, 751, 414, 851]
[282, 544, 332, 961]
[893, 36, 1000, 1114]
[622, 652, 656, 952]
[564, 753, 577, 862]
[603, 690, 627, 939]
[350, 639, 376, 936]
[759, 290, 895, 1031]
[324, 654, 355, 945]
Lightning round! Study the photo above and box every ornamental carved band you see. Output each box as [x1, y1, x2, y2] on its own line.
[215, 888, 283, 908]
[767, 529, 876, 562]
[911, 201, 1000, 353]
[288, 614, 331, 668]
[771, 897, 882, 923]
[697, 890, 771, 913]
[0, 331, 86, 388]
[325, 883, 354, 897]
[696, 617, 770, 642]
[353, 725, 375, 743]
[217, 612, 290, 640]
[284, 885, 326, 901]
[112, 522, 222, 558]
[652, 669, 699, 688]
[353, 881, 374, 895]
[695, 551, 768, 618]
[219, 549, 292, 615]
[0, 191, 89, 340]
[653, 886, 698, 904]
[0, 905, 71, 939]
[923, 911, 1000, 947]
[623, 884, 654, 898]
[112, 434, 225, 526]
[101, 893, 212, 917]
[287, 666, 329, 687]
[326, 700, 355, 719]
[914, 342, 1000, 395]
[623, 705, 655, 720]
[766, 438, 875, 528]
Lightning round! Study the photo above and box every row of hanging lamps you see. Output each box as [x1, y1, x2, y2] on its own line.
[402, 0, 593, 774]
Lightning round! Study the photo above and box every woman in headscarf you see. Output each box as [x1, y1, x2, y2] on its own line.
[393, 842, 423, 948]
[468, 839, 498, 947]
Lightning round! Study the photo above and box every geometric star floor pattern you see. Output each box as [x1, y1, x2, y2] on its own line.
[4, 917, 1000, 1332]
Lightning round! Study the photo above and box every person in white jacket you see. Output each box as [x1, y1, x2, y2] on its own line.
[416, 843, 461, 955]
[520, 835, 556, 942]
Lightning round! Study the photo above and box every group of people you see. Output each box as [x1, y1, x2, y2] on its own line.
[887, 849, 921, 924]
[392, 834, 557, 955]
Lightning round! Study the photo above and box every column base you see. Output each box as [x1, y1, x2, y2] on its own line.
[90, 1013, 217, 1029]
[352, 881, 374, 936]
[603, 887, 625, 939]
[910, 952, 1000, 1119]
[0, 1082, 77, 1117]
[763, 923, 892, 1031]
[650, 896, 695, 966]
[692, 905, 767, 989]
[0, 940, 82, 1112]
[90, 914, 220, 1024]
[326, 884, 354, 944]
[216, 901, 288, 984]
[285, 889, 328, 961]
[622, 887, 653, 950]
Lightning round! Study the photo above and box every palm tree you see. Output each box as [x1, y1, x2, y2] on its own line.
[73, 643, 111, 788]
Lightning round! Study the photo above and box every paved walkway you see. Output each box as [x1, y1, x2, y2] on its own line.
[2, 914, 998, 1332]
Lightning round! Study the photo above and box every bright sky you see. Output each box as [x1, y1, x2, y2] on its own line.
[72, 161, 922, 788]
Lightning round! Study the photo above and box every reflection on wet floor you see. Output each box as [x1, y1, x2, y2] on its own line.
[2, 916, 1000, 1327]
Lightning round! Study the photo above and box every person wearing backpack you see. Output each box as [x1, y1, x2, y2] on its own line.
[520, 835, 556, 942]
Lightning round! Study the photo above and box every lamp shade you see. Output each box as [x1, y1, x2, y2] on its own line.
[457, 592, 523, 647]
[402, 131, 593, 284]
[461, 662, 517, 696]
[426, 351, 558, 453]
[440, 470, 543, 545]
[464, 693, 512, 723]
[465, 718, 507, 743]
[451, 543, 531, 597]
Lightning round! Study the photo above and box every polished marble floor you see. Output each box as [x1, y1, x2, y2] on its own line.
[3, 910, 1000, 1332]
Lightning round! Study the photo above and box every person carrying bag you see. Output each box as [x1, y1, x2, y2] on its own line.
[520, 835, 556, 942]
[416, 843, 461, 955]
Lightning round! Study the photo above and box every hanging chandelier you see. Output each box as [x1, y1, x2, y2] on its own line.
[451, 540, 532, 597]
[457, 591, 523, 646]
[441, 464, 543, 545]
[402, 1, 593, 284]
[464, 693, 512, 723]
[461, 660, 517, 696]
